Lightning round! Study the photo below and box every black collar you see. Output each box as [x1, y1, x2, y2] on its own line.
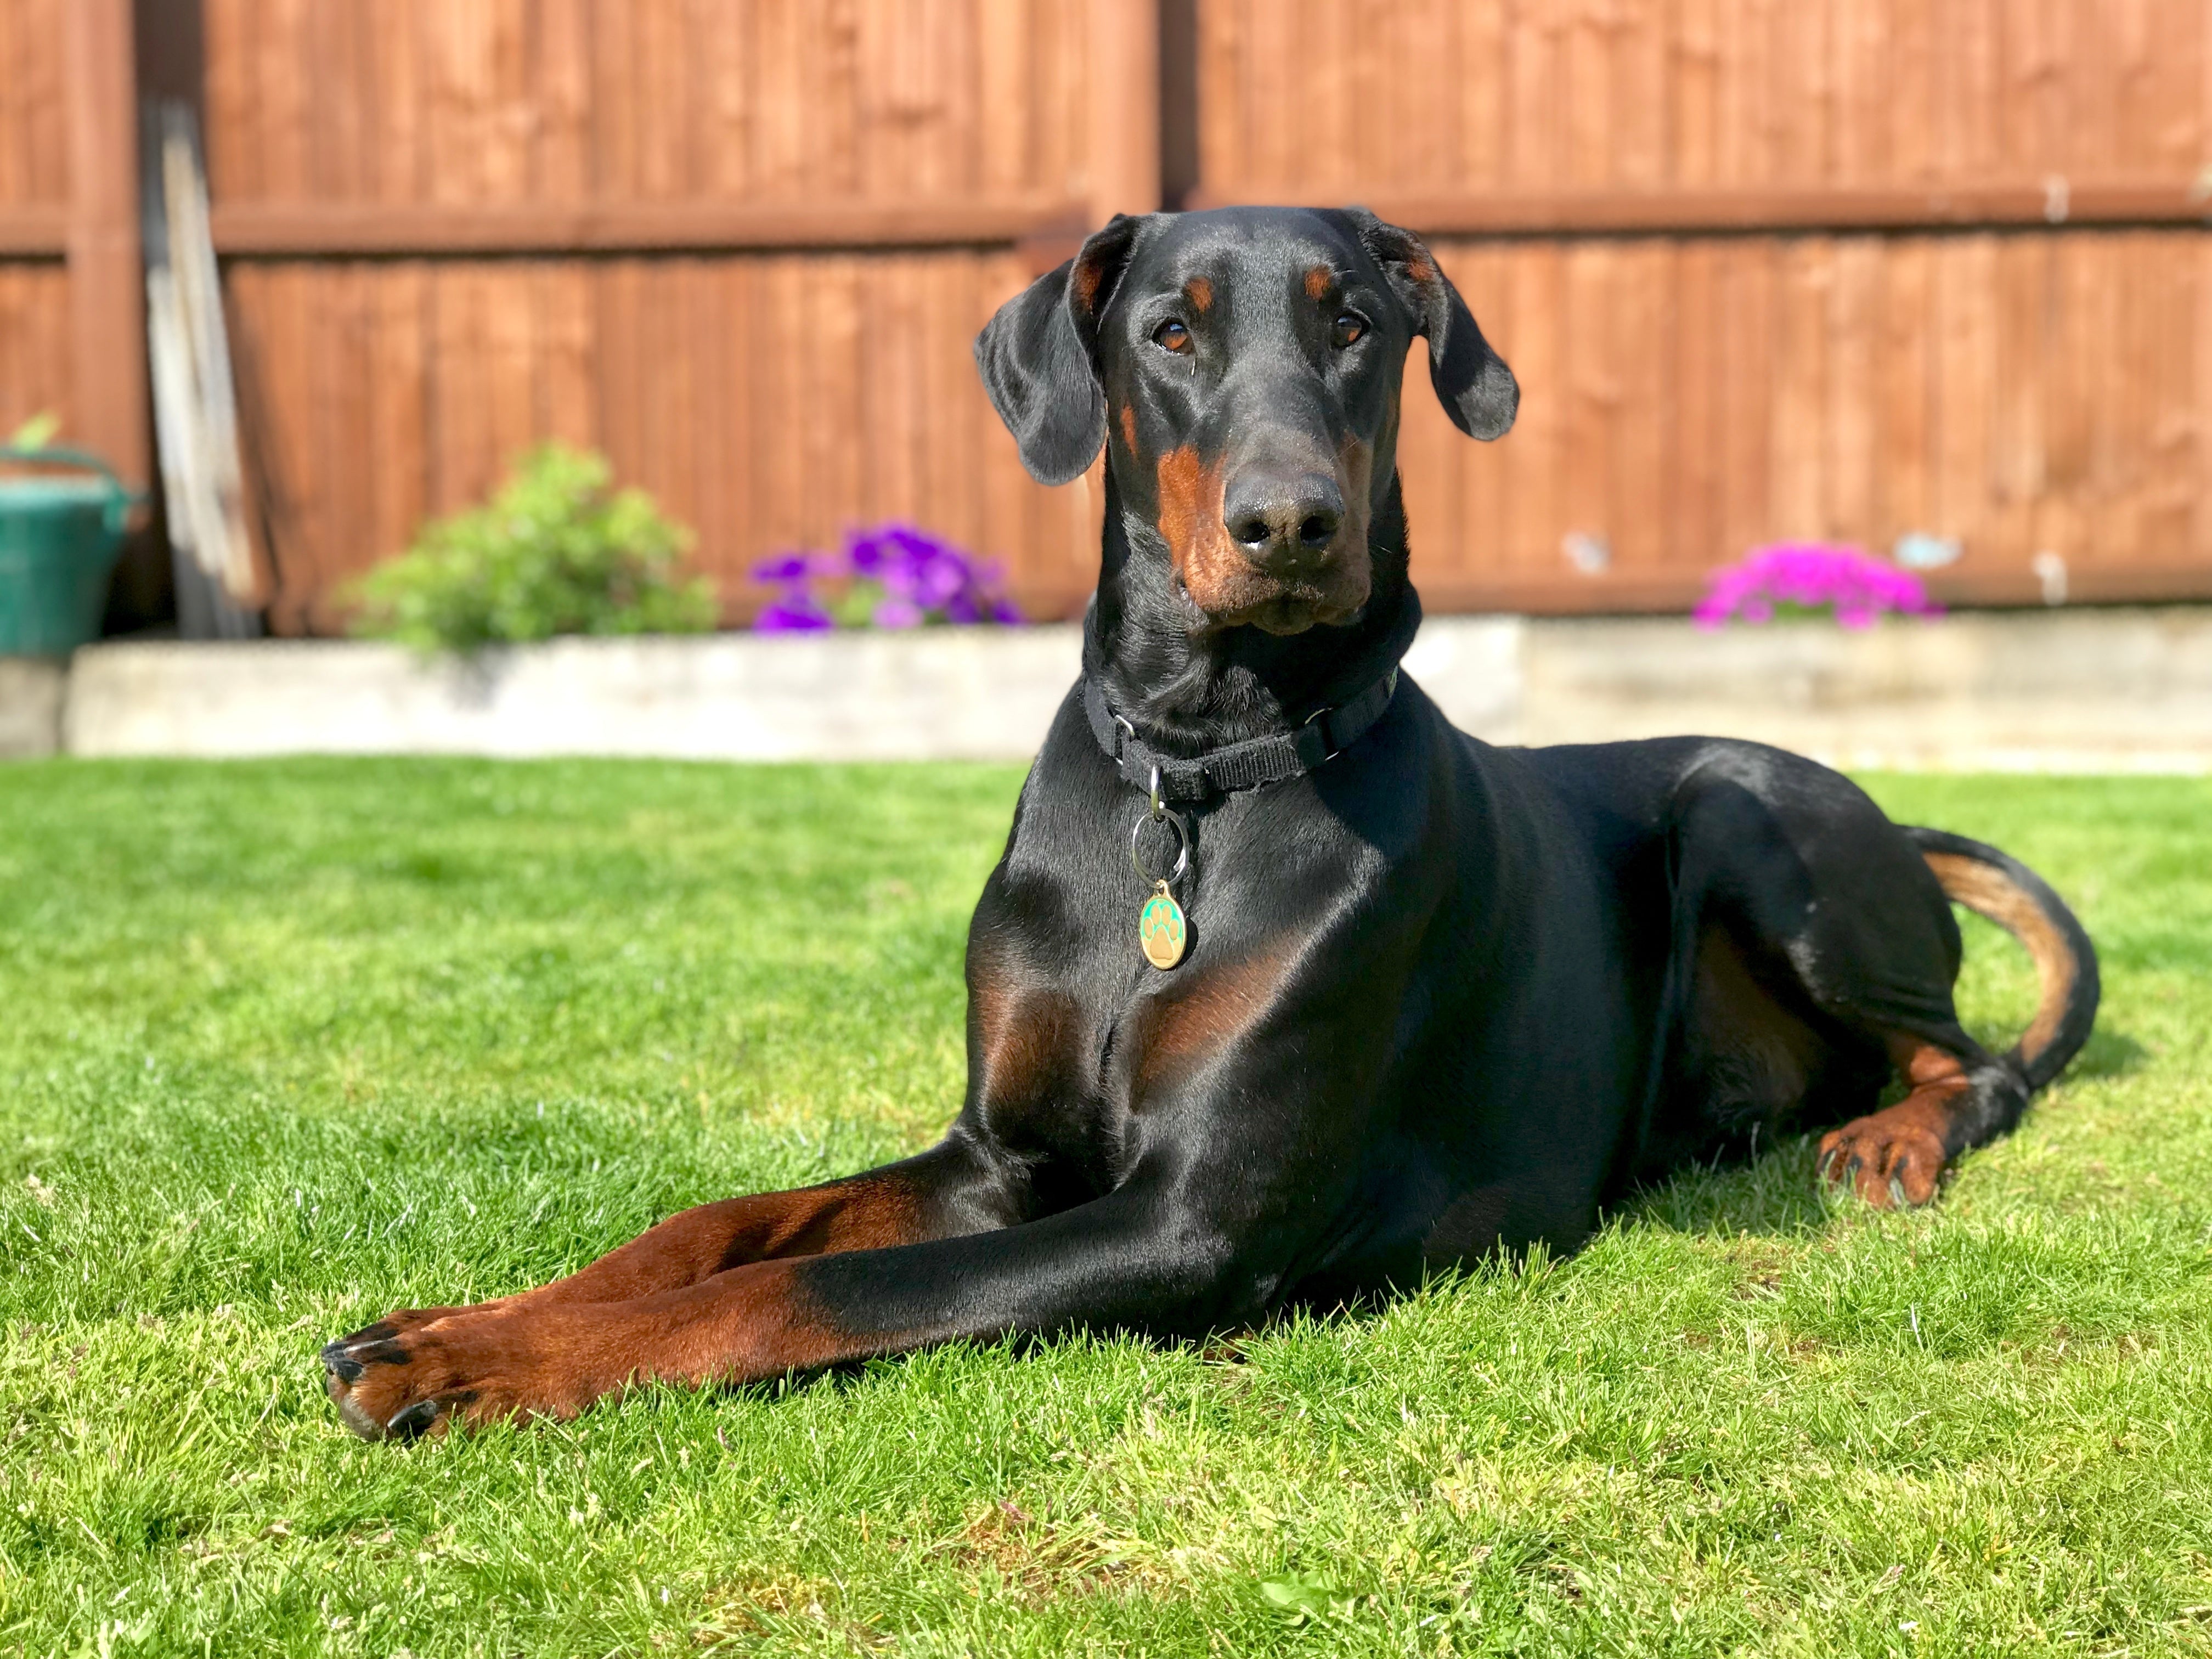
[1080, 593, 1419, 804]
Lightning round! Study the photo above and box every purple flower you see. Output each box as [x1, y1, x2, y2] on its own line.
[754, 597, 833, 632]
[750, 521, 1024, 631]
[919, 558, 967, 608]
[887, 526, 956, 565]
[749, 552, 811, 584]
[871, 597, 926, 629]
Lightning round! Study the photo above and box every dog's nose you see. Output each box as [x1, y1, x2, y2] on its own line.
[1223, 470, 1344, 569]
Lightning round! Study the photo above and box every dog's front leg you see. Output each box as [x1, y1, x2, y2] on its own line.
[324, 1165, 1277, 1438]
[323, 1134, 1023, 1438]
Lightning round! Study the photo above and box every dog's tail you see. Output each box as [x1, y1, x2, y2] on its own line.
[1905, 826, 2100, 1094]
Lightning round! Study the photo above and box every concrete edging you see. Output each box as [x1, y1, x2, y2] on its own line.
[0, 658, 66, 759]
[59, 629, 1086, 763]
[4, 606, 2208, 771]
[1506, 607, 2212, 772]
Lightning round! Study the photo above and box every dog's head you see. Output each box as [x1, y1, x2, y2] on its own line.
[977, 206, 1516, 637]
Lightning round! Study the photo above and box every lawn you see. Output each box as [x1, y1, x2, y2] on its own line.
[2, 758, 2208, 1658]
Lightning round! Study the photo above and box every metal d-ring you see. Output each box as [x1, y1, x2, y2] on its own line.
[1130, 801, 1190, 887]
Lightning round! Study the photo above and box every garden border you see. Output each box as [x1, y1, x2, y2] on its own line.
[4, 607, 2209, 771]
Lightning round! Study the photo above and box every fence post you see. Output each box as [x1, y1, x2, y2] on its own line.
[64, 0, 149, 489]
[1090, 0, 1161, 223]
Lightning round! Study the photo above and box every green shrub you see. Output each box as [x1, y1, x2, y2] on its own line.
[348, 443, 717, 652]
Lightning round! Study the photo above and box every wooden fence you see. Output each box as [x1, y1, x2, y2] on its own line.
[2, 0, 2210, 631]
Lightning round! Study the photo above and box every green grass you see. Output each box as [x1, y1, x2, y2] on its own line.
[2, 758, 2208, 1658]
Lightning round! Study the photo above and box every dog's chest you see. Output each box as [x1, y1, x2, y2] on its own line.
[963, 909, 1321, 1195]
[959, 759, 1417, 1190]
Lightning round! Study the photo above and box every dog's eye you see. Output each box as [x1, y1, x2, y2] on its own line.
[1332, 313, 1367, 348]
[1153, 319, 1192, 354]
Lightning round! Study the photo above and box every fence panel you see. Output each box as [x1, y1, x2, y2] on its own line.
[200, 0, 1125, 631]
[1199, 0, 2212, 611]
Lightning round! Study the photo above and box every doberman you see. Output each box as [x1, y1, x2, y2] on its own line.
[324, 207, 2098, 1440]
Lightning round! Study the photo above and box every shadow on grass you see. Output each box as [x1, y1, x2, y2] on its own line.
[2065, 1026, 2149, 1080]
[1613, 1024, 2151, 1239]
[628, 1126, 1941, 1418]
[1616, 1134, 1838, 1240]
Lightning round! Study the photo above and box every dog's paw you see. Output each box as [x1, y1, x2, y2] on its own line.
[320, 1308, 580, 1441]
[1817, 1110, 1947, 1209]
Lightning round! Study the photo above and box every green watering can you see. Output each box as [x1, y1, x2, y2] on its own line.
[0, 445, 140, 656]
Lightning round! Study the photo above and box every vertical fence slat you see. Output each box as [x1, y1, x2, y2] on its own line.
[62, 0, 148, 488]
[1771, 236, 1830, 539]
[1827, 236, 1882, 550]
[1878, 238, 1934, 552]
[0, 0, 72, 437]
[1669, 241, 1722, 574]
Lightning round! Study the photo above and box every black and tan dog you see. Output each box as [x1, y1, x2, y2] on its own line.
[324, 207, 2097, 1439]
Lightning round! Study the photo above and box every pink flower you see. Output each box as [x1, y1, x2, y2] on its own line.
[1695, 543, 1942, 629]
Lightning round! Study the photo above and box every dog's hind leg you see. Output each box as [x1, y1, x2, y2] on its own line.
[1814, 830, 2099, 1206]
[1664, 749, 2096, 1209]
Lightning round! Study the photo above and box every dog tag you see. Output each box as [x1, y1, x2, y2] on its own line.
[1139, 880, 1187, 969]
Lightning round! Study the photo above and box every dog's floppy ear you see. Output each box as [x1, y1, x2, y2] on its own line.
[974, 215, 1146, 485]
[1345, 210, 1517, 441]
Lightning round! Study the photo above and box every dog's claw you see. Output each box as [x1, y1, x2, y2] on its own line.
[1817, 1113, 1948, 1210]
[326, 1372, 388, 1441]
[324, 1323, 443, 1440]
[386, 1399, 442, 1439]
